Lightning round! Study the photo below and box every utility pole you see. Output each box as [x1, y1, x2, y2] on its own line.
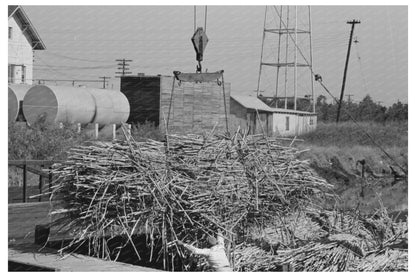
[99, 76, 111, 89]
[346, 94, 354, 102]
[115, 59, 132, 77]
[336, 19, 360, 123]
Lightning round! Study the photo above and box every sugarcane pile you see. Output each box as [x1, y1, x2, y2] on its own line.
[235, 203, 408, 272]
[47, 129, 334, 270]
[46, 128, 407, 271]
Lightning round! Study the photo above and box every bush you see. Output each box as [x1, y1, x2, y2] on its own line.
[8, 121, 88, 160]
[130, 121, 164, 142]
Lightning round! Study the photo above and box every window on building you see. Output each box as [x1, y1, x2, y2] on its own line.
[309, 118, 314, 125]
[8, 64, 15, 83]
[8, 27, 12, 39]
[285, 116, 290, 131]
[21, 65, 26, 83]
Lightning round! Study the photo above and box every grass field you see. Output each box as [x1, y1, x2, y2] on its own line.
[297, 121, 408, 214]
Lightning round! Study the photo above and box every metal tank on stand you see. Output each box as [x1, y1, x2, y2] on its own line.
[8, 84, 32, 122]
[22, 85, 130, 130]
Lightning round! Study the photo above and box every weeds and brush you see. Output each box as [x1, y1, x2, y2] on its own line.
[8, 121, 87, 160]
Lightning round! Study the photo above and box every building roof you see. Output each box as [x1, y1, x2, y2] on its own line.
[231, 95, 275, 112]
[231, 94, 316, 115]
[8, 5, 46, 50]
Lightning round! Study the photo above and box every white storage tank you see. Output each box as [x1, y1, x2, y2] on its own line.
[22, 85, 130, 126]
[23, 85, 97, 125]
[8, 84, 32, 121]
[88, 88, 130, 126]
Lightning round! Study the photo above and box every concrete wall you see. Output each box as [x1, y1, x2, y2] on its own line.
[8, 16, 34, 85]
[160, 76, 231, 134]
[273, 112, 317, 136]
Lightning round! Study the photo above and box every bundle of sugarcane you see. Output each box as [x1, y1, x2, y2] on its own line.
[276, 237, 363, 272]
[351, 249, 408, 271]
[233, 243, 284, 272]
[47, 129, 335, 270]
[269, 206, 407, 272]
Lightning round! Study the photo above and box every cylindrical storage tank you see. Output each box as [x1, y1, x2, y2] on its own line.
[8, 84, 32, 121]
[88, 88, 130, 125]
[23, 85, 96, 126]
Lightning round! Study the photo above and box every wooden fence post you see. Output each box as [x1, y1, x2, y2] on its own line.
[22, 162, 27, 203]
[38, 165, 44, 202]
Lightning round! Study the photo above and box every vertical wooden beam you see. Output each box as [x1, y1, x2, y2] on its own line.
[38, 165, 44, 202]
[48, 170, 52, 192]
[112, 124, 116, 140]
[22, 162, 27, 203]
[95, 123, 99, 139]
[127, 124, 132, 137]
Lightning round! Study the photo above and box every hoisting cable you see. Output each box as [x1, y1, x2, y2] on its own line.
[193, 6, 208, 33]
[273, 6, 407, 176]
[194, 6, 196, 32]
[204, 6, 208, 33]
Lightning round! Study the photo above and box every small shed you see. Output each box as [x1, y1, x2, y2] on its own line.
[230, 95, 317, 137]
[270, 108, 317, 137]
[230, 95, 274, 136]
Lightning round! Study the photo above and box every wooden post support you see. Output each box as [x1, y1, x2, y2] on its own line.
[95, 123, 99, 139]
[112, 124, 116, 140]
[38, 165, 44, 202]
[77, 123, 81, 133]
[127, 124, 132, 136]
[22, 163, 27, 203]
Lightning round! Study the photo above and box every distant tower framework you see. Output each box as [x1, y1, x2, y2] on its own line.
[256, 6, 315, 113]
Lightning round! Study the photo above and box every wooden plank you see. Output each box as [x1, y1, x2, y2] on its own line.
[8, 160, 61, 166]
[9, 244, 161, 272]
[8, 202, 51, 243]
[173, 71, 223, 83]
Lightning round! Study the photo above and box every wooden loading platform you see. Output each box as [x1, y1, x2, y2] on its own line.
[8, 201, 161, 272]
[9, 244, 160, 272]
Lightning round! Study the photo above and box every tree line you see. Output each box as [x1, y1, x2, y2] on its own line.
[315, 94, 408, 123]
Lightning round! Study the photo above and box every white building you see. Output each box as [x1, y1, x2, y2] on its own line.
[230, 95, 317, 137]
[8, 5, 45, 85]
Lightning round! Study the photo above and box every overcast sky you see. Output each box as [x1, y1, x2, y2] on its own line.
[24, 5, 407, 106]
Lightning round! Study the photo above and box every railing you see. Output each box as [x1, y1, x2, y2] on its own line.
[8, 160, 62, 203]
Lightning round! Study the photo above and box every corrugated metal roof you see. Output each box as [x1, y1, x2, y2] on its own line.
[8, 5, 46, 50]
[231, 94, 316, 115]
[231, 95, 274, 112]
